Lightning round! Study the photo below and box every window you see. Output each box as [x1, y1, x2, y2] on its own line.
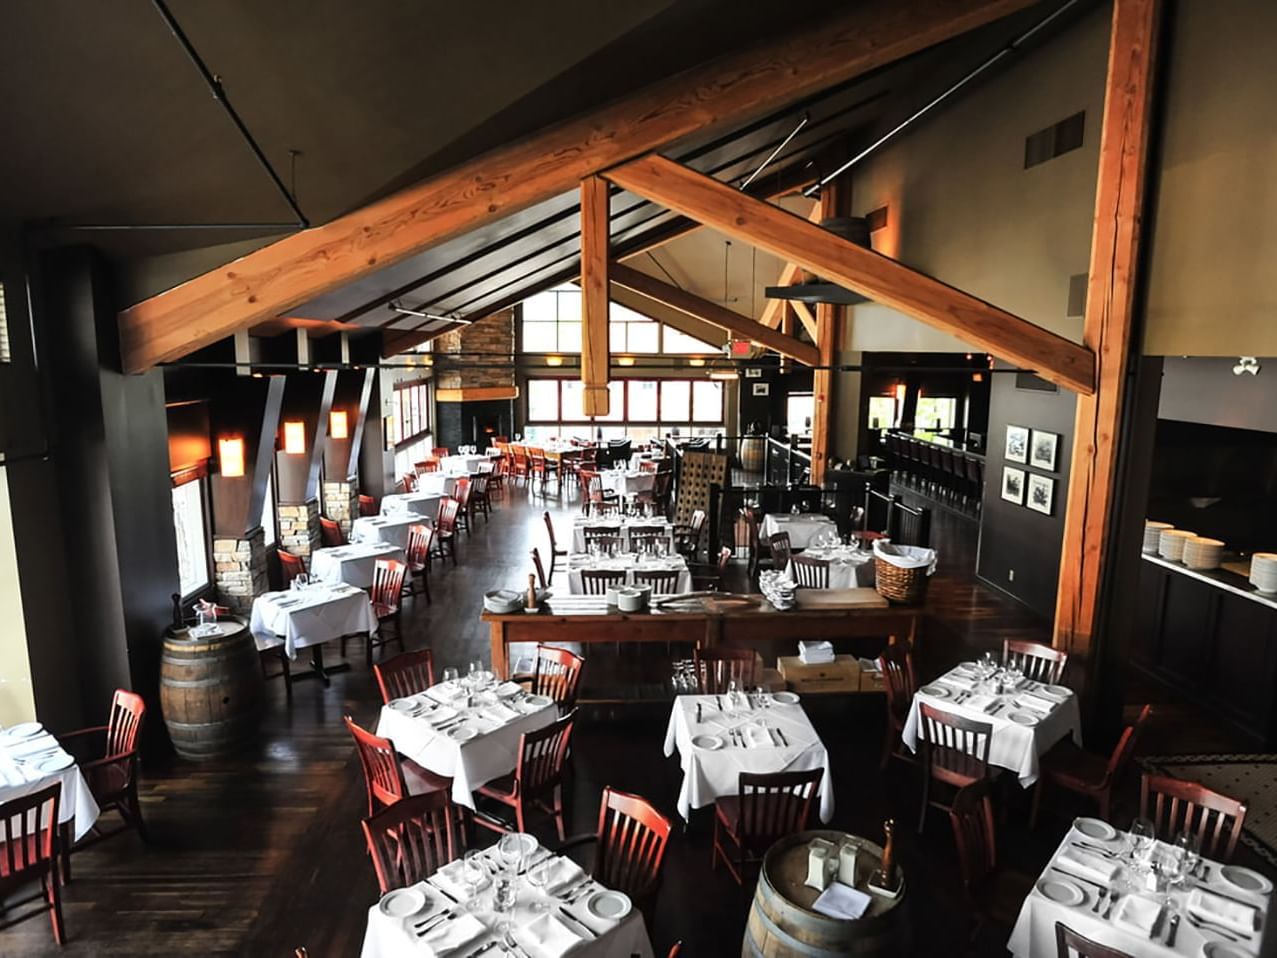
[867, 396, 897, 431]
[915, 396, 958, 431]
[172, 478, 210, 598]
[787, 394, 815, 436]
[260, 472, 276, 547]
[0, 284, 9, 363]
[519, 286, 721, 355]
[524, 378, 724, 438]
[393, 380, 432, 452]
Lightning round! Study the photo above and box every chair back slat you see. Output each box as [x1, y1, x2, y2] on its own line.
[1140, 773, 1247, 861]
[362, 791, 460, 895]
[373, 650, 436, 704]
[580, 570, 625, 595]
[694, 648, 757, 694]
[405, 524, 434, 568]
[633, 570, 680, 595]
[345, 716, 408, 815]
[790, 554, 830, 588]
[949, 780, 997, 894]
[0, 783, 60, 879]
[876, 642, 917, 725]
[516, 713, 575, 798]
[106, 689, 147, 759]
[371, 558, 407, 610]
[1003, 639, 1068, 685]
[594, 787, 672, 903]
[767, 532, 792, 570]
[532, 646, 585, 714]
[738, 769, 822, 854]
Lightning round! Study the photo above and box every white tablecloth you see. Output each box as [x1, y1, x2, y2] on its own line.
[414, 473, 458, 497]
[249, 585, 378, 659]
[380, 491, 444, 518]
[360, 845, 654, 958]
[310, 542, 406, 589]
[901, 666, 1082, 787]
[760, 513, 839, 550]
[662, 694, 834, 823]
[0, 730, 100, 840]
[1008, 821, 1273, 957]
[439, 455, 484, 476]
[571, 518, 675, 554]
[566, 556, 692, 595]
[376, 684, 558, 810]
[598, 470, 655, 498]
[353, 514, 424, 551]
[785, 546, 874, 588]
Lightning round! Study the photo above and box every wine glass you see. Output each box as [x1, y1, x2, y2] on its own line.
[499, 832, 528, 874]
[1127, 816, 1156, 866]
[525, 856, 552, 913]
[462, 849, 486, 897]
[1173, 830, 1200, 887]
[442, 666, 459, 685]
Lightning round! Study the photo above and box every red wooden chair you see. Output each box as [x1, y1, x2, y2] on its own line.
[1140, 773, 1247, 862]
[1054, 923, 1135, 958]
[694, 647, 758, 694]
[431, 447, 450, 458]
[469, 474, 491, 522]
[399, 473, 418, 493]
[511, 445, 530, 486]
[404, 523, 434, 604]
[527, 645, 584, 715]
[1003, 639, 1068, 685]
[373, 649, 436, 705]
[319, 516, 346, 547]
[342, 558, 407, 666]
[917, 703, 997, 834]
[416, 458, 441, 474]
[453, 479, 473, 534]
[362, 790, 463, 895]
[560, 787, 672, 915]
[712, 769, 823, 884]
[434, 498, 460, 564]
[949, 779, 1035, 942]
[0, 783, 64, 944]
[1031, 705, 1153, 828]
[279, 549, 307, 584]
[790, 554, 830, 588]
[877, 641, 918, 770]
[344, 716, 450, 817]
[475, 713, 575, 840]
[57, 688, 147, 878]
[358, 494, 378, 517]
[529, 447, 558, 494]
[542, 511, 568, 584]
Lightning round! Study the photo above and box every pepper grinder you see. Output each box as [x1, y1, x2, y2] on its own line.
[525, 573, 538, 611]
[870, 819, 899, 893]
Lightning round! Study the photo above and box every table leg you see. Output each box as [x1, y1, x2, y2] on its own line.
[291, 645, 352, 686]
[490, 622, 509, 680]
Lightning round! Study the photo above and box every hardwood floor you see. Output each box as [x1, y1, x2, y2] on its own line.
[4, 482, 1269, 956]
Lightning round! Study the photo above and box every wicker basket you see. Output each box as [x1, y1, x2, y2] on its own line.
[874, 556, 930, 604]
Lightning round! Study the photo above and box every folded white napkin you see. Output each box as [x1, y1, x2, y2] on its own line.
[799, 649, 836, 665]
[418, 912, 486, 958]
[1188, 888, 1258, 933]
[1114, 895, 1162, 937]
[1019, 689, 1059, 712]
[477, 703, 521, 726]
[429, 859, 489, 899]
[424, 705, 458, 726]
[941, 673, 977, 691]
[495, 681, 524, 699]
[799, 640, 834, 656]
[539, 857, 586, 895]
[1055, 847, 1119, 885]
[957, 693, 997, 713]
[812, 881, 872, 919]
[741, 725, 773, 749]
[516, 912, 587, 958]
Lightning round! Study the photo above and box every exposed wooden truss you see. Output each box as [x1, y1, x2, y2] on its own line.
[810, 179, 851, 484]
[580, 177, 611, 416]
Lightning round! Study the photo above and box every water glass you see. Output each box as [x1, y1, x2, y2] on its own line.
[526, 857, 552, 913]
[1173, 831, 1200, 886]
[442, 667, 459, 685]
[1126, 816, 1156, 866]
[494, 875, 517, 932]
[462, 849, 486, 897]
[499, 832, 528, 873]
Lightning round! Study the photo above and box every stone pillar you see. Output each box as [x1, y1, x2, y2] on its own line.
[322, 479, 360, 536]
[278, 500, 321, 557]
[212, 528, 268, 616]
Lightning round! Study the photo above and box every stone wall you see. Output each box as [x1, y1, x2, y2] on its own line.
[277, 499, 321, 557]
[436, 308, 514, 390]
[212, 527, 267, 616]
[322, 479, 360, 536]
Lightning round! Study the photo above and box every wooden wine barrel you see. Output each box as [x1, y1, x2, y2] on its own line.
[741, 830, 908, 957]
[160, 619, 265, 760]
[740, 436, 766, 473]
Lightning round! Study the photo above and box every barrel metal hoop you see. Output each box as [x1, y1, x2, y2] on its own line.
[751, 902, 836, 958]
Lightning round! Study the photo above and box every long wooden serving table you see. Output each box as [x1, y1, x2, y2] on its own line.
[482, 593, 923, 680]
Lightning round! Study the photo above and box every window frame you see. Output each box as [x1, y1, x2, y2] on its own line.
[393, 379, 432, 450]
[170, 467, 213, 601]
[518, 287, 719, 356]
[524, 376, 724, 438]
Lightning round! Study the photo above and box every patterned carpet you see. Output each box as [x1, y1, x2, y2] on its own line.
[1140, 753, 1277, 866]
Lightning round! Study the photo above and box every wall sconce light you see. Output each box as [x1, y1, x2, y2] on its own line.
[972, 372, 985, 383]
[283, 421, 306, 455]
[329, 409, 349, 439]
[383, 414, 396, 451]
[545, 355, 564, 367]
[1233, 356, 1261, 376]
[709, 369, 739, 381]
[688, 357, 706, 367]
[218, 437, 245, 477]
[616, 356, 636, 367]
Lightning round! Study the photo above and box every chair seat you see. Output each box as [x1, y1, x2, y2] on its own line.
[1040, 739, 1108, 791]
[402, 759, 451, 796]
[929, 745, 994, 787]
[476, 772, 517, 803]
[87, 761, 132, 800]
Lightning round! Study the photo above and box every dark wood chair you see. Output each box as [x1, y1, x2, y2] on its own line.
[790, 554, 830, 588]
[453, 478, 473, 534]
[358, 494, 378, 517]
[475, 712, 575, 841]
[767, 532, 792, 572]
[949, 779, 1035, 942]
[917, 702, 996, 833]
[0, 783, 64, 945]
[530, 547, 549, 590]
[373, 649, 436, 705]
[694, 647, 758, 694]
[343, 558, 407, 666]
[877, 641, 917, 770]
[581, 525, 621, 548]
[690, 546, 733, 591]
[434, 498, 460, 564]
[362, 790, 462, 895]
[279, 548, 307, 584]
[344, 716, 451, 816]
[527, 645, 585, 715]
[1139, 773, 1247, 862]
[628, 526, 667, 551]
[559, 786, 672, 916]
[1055, 922, 1135, 958]
[580, 569, 626, 595]
[404, 523, 434, 604]
[319, 516, 346, 547]
[712, 769, 823, 884]
[542, 512, 569, 584]
[633, 569, 681, 595]
[469, 473, 491, 522]
[638, 471, 673, 515]
[674, 509, 707, 562]
[1003, 639, 1068, 685]
[58, 688, 147, 879]
[1030, 705, 1153, 828]
[579, 470, 619, 515]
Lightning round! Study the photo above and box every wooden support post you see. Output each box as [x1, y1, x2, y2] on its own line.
[1054, 0, 1162, 671]
[580, 177, 611, 417]
[810, 179, 851, 486]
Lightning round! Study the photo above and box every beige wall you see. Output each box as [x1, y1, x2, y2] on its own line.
[0, 467, 36, 725]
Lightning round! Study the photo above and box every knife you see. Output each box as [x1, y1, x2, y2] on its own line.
[777, 728, 789, 747]
[558, 906, 599, 938]
[716, 695, 723, 710]
[1165, 912, 1180, 947]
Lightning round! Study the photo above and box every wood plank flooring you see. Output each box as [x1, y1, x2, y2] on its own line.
[4, 482, 1268, 956]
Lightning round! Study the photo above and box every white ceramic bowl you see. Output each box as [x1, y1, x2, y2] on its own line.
[1158, 529, 1195, 561]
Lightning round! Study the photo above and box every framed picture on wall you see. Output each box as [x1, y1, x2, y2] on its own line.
[1005, 425, 1029, 464]
[751, 382, 770, 397]
[1027, 473, 1054, 515]
[744, 367, 764, 379]
[1030, 430, 1059, 471]
[1001, 466, 1026, 505]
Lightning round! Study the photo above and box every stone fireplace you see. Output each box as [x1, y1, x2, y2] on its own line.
[434, 308, 517, 451]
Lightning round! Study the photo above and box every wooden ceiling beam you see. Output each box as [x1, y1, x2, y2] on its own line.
[609, 262, 819, 366]
[580, 177, 611, 416]
[118, 0, 1035, 373]
[605, 155, 1096, 394]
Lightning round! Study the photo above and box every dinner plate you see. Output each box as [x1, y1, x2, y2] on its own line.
[1042, 685, 1073, 699]
[771, 691, 800, 706]
[1202, 943, 1251, 958]
[3, 722, 44, 739]
[448, 726, 478, 742]
[37, 753, 75, 774]
[692, 734, 723, 750]
[388, 698, 418, 713]
[1036, 877, 1085, 907]
[955, 661, 978, 673]
[919, 685, 950, 699]
[1220, 865, 1273, 894]
[378, 886, 428, 919]
[586, 890, 633, 922]
[1007, 710, 1038, 726]
[1074, 818, 1117, 842]
[508, 832, 540, 858]
[524, 694, 554, 710]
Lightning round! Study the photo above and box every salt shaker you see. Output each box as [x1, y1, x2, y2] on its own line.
[805, 838, 835, 891]
[838, 840, 860, 887]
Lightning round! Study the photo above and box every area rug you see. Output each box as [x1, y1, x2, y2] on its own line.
[1139, 753, 1277, 867]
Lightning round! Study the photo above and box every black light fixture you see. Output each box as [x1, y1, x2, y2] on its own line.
[388, 301, 472, 325]
[764, 216, 873, 306]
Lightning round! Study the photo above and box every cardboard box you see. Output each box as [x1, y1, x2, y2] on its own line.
[777, 654, 860, 693]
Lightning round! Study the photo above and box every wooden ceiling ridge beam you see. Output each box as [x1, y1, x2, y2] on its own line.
[118, 0, 1036, 373]
[609, 261, 820, 367]
[603, 154, 1096, 395]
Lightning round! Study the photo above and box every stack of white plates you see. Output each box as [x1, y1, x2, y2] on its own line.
[1158, 529, 1195, 562]
[1251, 553, 1277, 594]
[483, 589, 524, 614]
[1143, 521, 1173, 554]
[1183, 536, 1225, 571]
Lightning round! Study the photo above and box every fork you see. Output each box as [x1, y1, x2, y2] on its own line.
[1103, 892, 1120, 920]
[1091, 888, 1109, 914]
[1186, 914, 1243, 942]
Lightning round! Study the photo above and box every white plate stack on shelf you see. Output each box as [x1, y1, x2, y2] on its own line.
[1183, 536, 1225, 571]
[1251, 553, 1277, 594]
[1158, 529, 1195, 562]
[1143, 521, 1173, 554]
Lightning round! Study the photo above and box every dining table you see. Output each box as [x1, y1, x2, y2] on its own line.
[570, 516, 675, 554]
[597, 468, 655, 498]
[360, 837, 654, 958]
[375, 678, 558, 810]
[0, 724, 100, 840]
[352, 513, 425, 551]
[249, 582, 377, 660]
[900, 662, 1082, 787]
[413, 473, 459, 497]
[760, 513, 840, 550]
[1007, 817, 1273, 957]
[380, 490, 445, 518]
[439, 454, 484, 476]
[786, 545, 875, 588]
[309, 541, 406, 589]
[565, 553, 692, 596]
[662, 692, 835, 823]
